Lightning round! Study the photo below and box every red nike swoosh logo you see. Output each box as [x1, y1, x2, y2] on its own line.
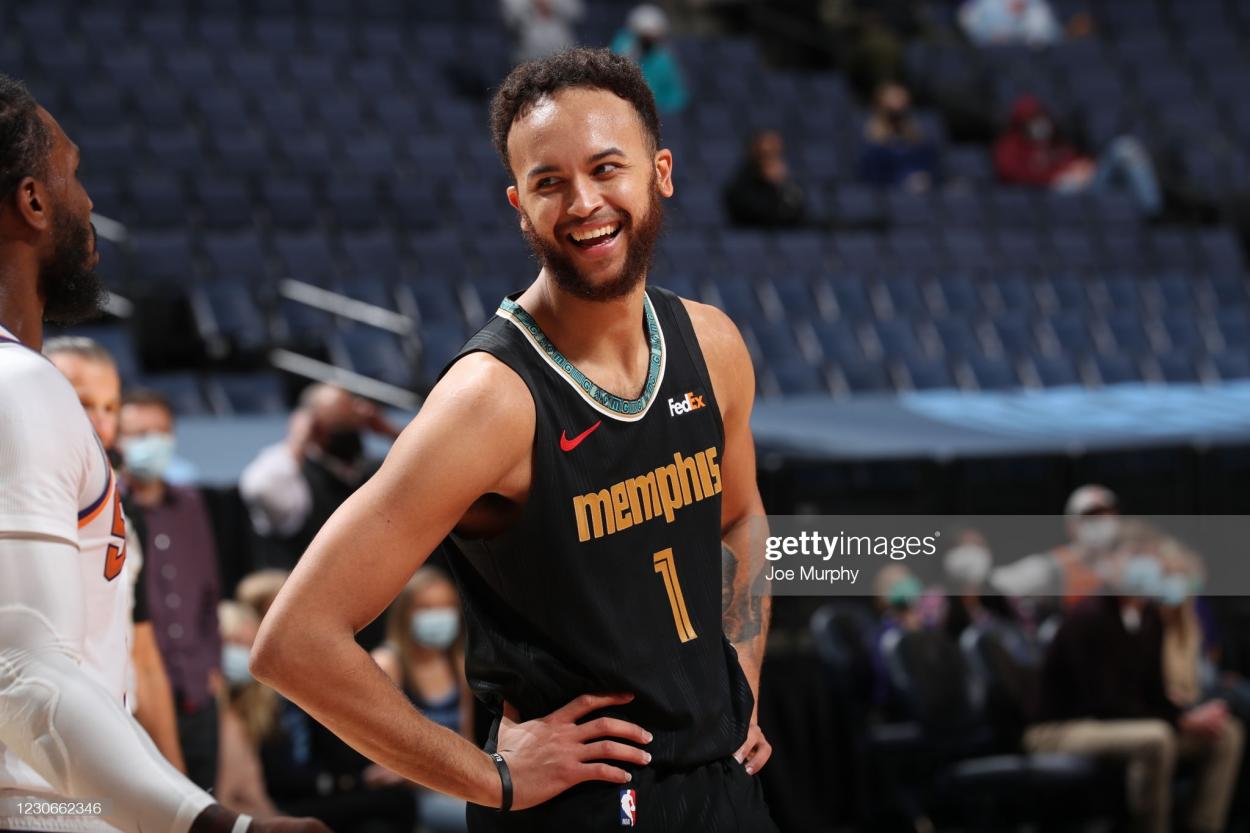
[560, 420, 602, 452]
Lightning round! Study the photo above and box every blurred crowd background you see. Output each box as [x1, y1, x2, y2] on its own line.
[10, 0, 1250, 830]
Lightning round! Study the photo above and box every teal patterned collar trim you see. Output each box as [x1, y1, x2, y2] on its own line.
[496, 292, 667, 421]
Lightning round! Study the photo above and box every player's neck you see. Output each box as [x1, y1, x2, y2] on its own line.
[520, 272, 650, 371]
[0, 256, 45, 350]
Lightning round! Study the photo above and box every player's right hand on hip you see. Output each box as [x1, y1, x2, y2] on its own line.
[496, 692, 652, 810]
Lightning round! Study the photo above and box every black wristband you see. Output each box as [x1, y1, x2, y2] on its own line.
[490, 751, 513, 812]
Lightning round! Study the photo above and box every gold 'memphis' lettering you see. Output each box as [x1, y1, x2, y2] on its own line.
[573, 447, 721, 542]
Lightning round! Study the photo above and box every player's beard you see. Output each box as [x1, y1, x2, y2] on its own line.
[520, 181, 665, 302]
[41, 211, 106, 326]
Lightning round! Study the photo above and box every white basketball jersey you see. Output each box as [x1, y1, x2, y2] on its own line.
[0, 324, 132, 810]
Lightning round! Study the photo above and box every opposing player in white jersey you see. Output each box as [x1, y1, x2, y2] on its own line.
[0, 74, 329, 833]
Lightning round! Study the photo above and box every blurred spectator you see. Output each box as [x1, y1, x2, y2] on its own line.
[369, 569, 472, 832]
[611, 4, 688, 114]
[501, 0, 583, 64]
[226, 573, 416, 833]
[724, 130, 808, 228]
[216, 601, 282, 819]
[236, 568, 291, 622]
[958, 0, 1085, 47]
[991, 483, 1119, 605]
[119, 389, 223, 790]
[994, 95, 1163, 217]
[941, 532, 1035, 661]
[870, 563, 929, 707]
[240, 384, 400, 573]
[858, 81, 939, 192]
[45, 338, 186, 774]
[1025, 554, 1243, 833]
[960, 0, 1059, 47]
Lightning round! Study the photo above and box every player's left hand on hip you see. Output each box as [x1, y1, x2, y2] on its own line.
[733, 722, 771, 775]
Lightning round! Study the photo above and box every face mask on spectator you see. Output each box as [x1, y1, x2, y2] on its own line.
[322, 428, 364, 464]
[1119, 555, 1163, 598]
[944, 544, 992, 587]
[1027, 117, 1053, 142]
[1158, 574, 1189, 607]
[411, 608, 460, 649]
[1076, 517, 1119, 549]
[886, 575, 923, 609]
[121, 432, 175, 481]
[222, 644, 253, 686]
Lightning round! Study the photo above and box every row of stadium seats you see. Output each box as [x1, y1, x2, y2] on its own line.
[94, 223, 1242, 291]
[62, 266, 1250, 408]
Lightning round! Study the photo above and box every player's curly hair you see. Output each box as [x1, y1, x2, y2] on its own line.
[0, 74, 50, 202]
[489, 47, 661, 176]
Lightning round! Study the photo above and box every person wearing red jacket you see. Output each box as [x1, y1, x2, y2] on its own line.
[994, 95, 1162, 216]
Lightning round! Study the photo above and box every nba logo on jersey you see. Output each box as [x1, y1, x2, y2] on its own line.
[619, 787, 637, 827]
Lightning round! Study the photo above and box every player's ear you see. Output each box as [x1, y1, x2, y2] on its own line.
[506, 185, 531, 232]
[654, 148, 674, 198]
[12, 177, 50, 233]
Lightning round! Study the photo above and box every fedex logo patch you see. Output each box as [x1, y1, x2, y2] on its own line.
[667, 391, 706, 417]
[619, 788, 637, 827]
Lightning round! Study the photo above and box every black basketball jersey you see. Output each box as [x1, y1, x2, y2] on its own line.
[441, 285, 754, 769]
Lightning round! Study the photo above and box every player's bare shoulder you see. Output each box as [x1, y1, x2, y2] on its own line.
[427, 351, 535, 437]
[390, 350, 536, 501]
[678, 296, 756, 410]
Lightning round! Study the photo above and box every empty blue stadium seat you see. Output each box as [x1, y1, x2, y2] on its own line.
[340, 230, 402, 278]
[872, 318, 924, 359]
[210, 129, 270, 175]
[333, 328, 414, 389]
[1043, 312, 1095, 357]
[55, 324, 142, 383]
[326, 178, 384, 230]
[833, 233, 884, 269]
[931, 317, 982, 358]
[1093, 352, 1142, 385]
[145, 128, 203, 174]
[902, 355, 956, 390]
[418, 321, 468, 386]
[261, 178, 318, 230]
[1032, 354, 1082, 387]
[814, 324, 866, 364]
[966, 354, 1019, 390]
[838, 360, 892, 394]
[128, 174, 188, 228]
[1212, 351, 1250, 381]
[274, 230, 338, 282]
[203, 231, 267, 278]
[130, 230, 195, 284]
[1154, 353, 1201, 384]
[206, 372, 288, 414]
[190, 279, 270, 359]
[136, 373, 208, 415]
[825, 279, 873, 321]
[832, 186, 885, 227]
[1101, 312, 1154, 356]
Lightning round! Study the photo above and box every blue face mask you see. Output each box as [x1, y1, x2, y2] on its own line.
[1158, 575, 1189, 607]
[410, 608, 460, 650]
[886, 575, 923, 608]
[1121, 555, 1163, 598]
[222, 644, 253, 686]
[122, 432, 175, 481]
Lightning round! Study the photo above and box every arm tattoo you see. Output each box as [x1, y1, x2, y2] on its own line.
[721, 542, 766, 644]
